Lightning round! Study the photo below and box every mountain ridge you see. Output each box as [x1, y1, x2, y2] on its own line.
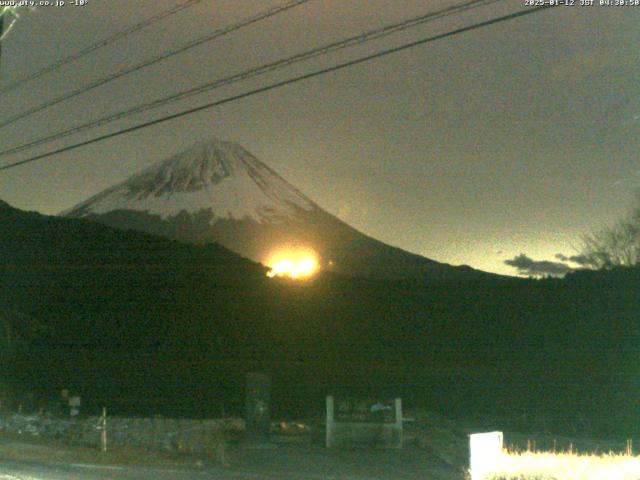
[62, 139, 318, 222]
[63, 138, 503, 282]
[1, 198, 637, 434]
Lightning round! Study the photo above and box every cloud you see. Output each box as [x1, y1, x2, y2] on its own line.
[555, 253, 590, 266]
[504, 254, 572, 277]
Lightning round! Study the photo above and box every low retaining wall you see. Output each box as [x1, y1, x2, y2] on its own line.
[0, 413, 244, 454]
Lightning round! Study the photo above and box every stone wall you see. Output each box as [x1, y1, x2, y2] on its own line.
[0, 412, 244, 454]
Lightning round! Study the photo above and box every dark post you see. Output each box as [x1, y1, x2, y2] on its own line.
[245, 372, 271, 443]
[0, 14, 4, 73]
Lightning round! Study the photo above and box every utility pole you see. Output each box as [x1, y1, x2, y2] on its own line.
[0, 14, 4, 74]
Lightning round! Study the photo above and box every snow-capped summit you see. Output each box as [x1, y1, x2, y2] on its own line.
[64, 139, 497, 282]
[64, 139, 318, 223]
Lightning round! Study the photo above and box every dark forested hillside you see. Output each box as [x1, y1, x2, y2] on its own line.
[1, 200, 638, 435]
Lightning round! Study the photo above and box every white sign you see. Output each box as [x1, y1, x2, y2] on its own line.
[469, 431, 503, 480]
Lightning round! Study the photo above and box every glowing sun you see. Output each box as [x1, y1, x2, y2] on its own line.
[266, 250, 318, 279]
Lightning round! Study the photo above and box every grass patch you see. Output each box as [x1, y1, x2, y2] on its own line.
[484, 450, 640, 480]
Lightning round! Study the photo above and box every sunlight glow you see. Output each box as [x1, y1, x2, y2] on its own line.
[469, 432, 640, 480]
[266, 249, 318, 279]
[485, 450, 640, 480]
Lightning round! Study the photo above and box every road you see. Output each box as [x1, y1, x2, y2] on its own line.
[0, 458, 284, 480]
[0, 458, 227, 480]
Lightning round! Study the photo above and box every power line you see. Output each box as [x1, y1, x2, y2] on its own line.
[0, 0, 312, 129]
[0, 0, 205, 97]
[0, 5, 554, 173]
[0, 0, 501, 158]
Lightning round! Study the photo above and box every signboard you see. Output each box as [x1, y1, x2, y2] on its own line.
[326, 396, 402, 448]
[334, 398, 397, 423]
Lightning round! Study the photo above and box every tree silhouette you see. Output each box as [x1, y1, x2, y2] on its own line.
[580, 192, 640, 269]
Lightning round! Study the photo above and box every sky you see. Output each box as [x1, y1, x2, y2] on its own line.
[0, 0, 638, 276]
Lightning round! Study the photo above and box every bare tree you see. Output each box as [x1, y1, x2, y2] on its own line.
[579, 192, 640, 269]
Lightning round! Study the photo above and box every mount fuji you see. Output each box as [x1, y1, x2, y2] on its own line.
[63, 139, 495, 282]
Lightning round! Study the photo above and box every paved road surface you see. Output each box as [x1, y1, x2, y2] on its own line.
[0, 444, 461, 479]
[0, 458, 252, 479]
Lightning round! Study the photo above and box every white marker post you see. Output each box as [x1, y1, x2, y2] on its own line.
[469, 431, 503, 480]
[100, 407, 108, 453]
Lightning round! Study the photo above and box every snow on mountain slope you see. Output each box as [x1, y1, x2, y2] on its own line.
[63, 139, 318, 223]
[64, 139, 500, 282]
